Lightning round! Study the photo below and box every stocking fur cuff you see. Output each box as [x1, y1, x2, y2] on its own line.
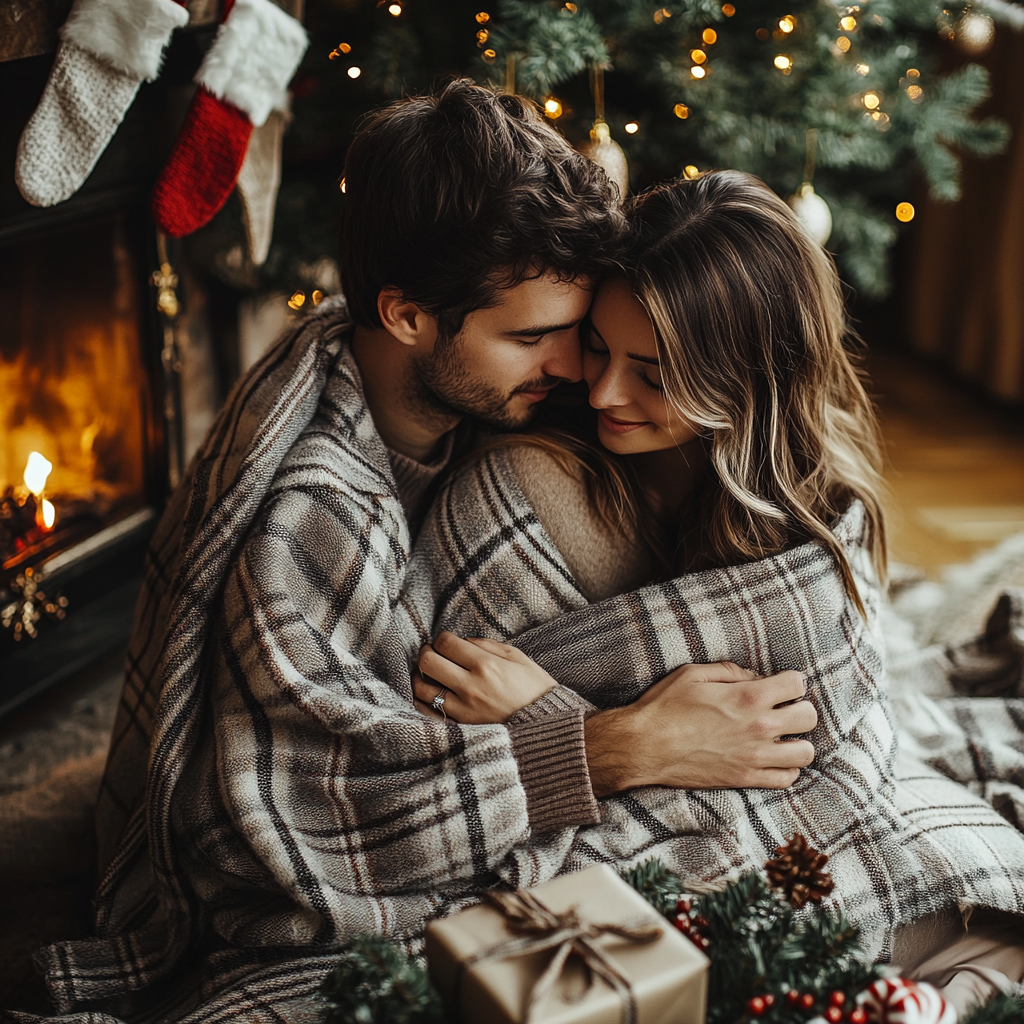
[197, 0, 308, 127]
[60, 0, 189, 82]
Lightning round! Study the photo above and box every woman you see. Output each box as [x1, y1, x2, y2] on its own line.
[398, 170, 1024, 1008]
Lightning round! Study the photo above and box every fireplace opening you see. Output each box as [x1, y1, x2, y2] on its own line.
[1, 213, 154, 575]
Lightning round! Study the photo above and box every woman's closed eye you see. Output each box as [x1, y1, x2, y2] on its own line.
[582, 317, 608, 355]
[640, 367, 664, 392]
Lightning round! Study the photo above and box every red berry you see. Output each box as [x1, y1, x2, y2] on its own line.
[786, 991, 801, 1006]
[697, 935, 711, 950]
[694, 915, 709, 928]
[677, 898, 692, 913]
[748, 997, 767, 1016]
[825, 1009, 842, 1023]
[763, 994, 776, 1008]
[847, 1010, 867, 1024]
[674, 915, 691, 933]
[830, 992, 846, 1008]
[800, 993, 815, 1011]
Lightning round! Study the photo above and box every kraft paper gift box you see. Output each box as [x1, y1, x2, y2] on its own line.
[425, 863, 709, 1024]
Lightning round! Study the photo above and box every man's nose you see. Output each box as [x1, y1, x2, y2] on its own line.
[543, 333, 583, 383]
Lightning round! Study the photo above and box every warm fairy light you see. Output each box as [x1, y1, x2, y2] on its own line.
[836, 35, 852, 51]
[24, 452, 52, 497]
[907, 84, 923, 100]
[907, 68, 920, 78]
[347, 66, 362, 78]
[41, 499, 55, 530]
[870, 111, 890, 127]
[840, 15, 857, 30]
[475, 11, 490, 22]
[387, 2, 402, 14]
[691, 49, 707, 63]
[684, 164, 699, 178]
[288, 291, 306, 309]
[654, 7, 672, 22]
[774, 54, 792, 69]
[328, 41, 351, 60]
[476, 29, 489, 43]
[690, 65, 706, 78]
[624, 121, 639, 133]
[482, 48, 497, 62]
[339, 178, 346, 193]
[856, 62, 870, 74]
[674, 103, 690, 118]
[756, 27, 769, 39]
[338, 42, 351, 53]
[564, 2, 578, 10]
[312, 290, 324, 305]
[779, 15, 796, 32]
[544, 97, 563, 118]
[896, 202, 915, 222]
[703, 28, 718, 43]
[721, 3, 735, 14]
[862, 91, 880, 109]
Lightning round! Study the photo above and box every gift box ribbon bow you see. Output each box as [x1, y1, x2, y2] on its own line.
[461, 888, 664, 1024]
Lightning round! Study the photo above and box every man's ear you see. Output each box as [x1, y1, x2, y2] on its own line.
[377, 289, 438, 350]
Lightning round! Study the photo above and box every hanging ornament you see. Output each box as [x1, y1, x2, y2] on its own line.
[578, 66, 629, 200]
[955, 8, 996, 53]
[787, 129, 832, 247]
[764, 833, 835, 908]
[857, 978, 956, 1024]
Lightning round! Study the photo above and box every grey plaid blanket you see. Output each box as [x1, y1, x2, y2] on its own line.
[12, 303, 1024, 1024]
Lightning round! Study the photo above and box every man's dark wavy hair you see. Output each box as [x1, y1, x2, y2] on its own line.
[339, 79, 627, 337]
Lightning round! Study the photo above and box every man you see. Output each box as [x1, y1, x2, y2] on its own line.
[30, 81, 814, 1023]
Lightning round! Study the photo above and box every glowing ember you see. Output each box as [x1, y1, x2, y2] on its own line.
[24, 452, 53, 497]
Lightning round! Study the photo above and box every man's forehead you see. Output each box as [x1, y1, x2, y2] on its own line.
[488, 271, 594, 321]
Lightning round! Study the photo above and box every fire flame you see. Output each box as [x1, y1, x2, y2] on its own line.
[41, 499, 56, 529]
[24, 451, 53, 497]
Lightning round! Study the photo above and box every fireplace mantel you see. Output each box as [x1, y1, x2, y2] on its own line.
[0, 0, 220, 64]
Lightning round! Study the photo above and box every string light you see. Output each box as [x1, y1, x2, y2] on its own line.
[347, 66, 362, 78]
[907, 84, 923, 100]
[703, 28, 718, 43]
[482, 48, 497, 62]
[862, 91, 880, 109]
[653, 7, 672, 22]
[756, 27, 770, 39]
[835, 35, 851, 51]
[475, 11, 490, 23]
[907, 68, 920, 78]
[840, 15, 857, 30]
[721, 3, 735, 14]
[674, 103, 690, 118]
[684, 164, 700, 178]
[312, 290, 324, 305]
[774, 54, 792, 70]
[564, 2, 578, 10]
[856, 62, 870, 74]
[896, 202, 915, 222]
[387, 2, 402, 15]
[870, 111, 890, 128]
[779, 15, 796, 32]
[339, 178, 346, 193]
[328, 42, 352, 59]
[288, 291, 306, 309]
[690, 65, 706, 78]
[476, 29, 489, 44]
[624, 121, 639, 133]
[544, 97, 563, 118]
[691, 49, 707, 64]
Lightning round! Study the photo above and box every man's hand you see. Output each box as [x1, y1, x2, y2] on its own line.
[412, 631, 559, 723]
[584, 662, 816, 796]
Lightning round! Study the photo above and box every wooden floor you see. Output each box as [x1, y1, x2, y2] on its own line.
[868, 348, 1024, 573]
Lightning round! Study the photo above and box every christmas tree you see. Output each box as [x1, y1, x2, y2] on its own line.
[191, 0, 1021, 301]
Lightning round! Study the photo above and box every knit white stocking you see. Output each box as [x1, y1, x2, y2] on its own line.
[16, 42, 142, 208]
[15, 0, 189, 208]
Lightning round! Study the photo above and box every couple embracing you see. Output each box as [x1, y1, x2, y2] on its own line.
[24, 80, 1024, 1024]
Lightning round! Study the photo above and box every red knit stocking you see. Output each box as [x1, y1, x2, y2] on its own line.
[150, 0, 307, 238]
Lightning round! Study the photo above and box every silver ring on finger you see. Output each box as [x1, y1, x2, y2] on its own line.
[431, 687, 448, 720]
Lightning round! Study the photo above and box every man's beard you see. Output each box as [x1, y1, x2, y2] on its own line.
[408, 334, 559, 431]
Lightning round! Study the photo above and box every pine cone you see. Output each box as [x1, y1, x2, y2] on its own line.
[765, 835, 834, 909]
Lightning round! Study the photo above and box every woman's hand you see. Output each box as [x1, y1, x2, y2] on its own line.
[413, 631, 559, 724]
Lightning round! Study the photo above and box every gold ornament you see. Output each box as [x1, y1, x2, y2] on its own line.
[955, 9, 995, 53]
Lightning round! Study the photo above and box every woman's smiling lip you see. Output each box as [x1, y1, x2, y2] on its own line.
[597, 411, 649, 433]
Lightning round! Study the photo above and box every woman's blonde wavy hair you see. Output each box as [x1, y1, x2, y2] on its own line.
[524, 169, 888, 614]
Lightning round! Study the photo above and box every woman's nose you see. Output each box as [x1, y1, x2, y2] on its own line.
[587, 363, 627, 408]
